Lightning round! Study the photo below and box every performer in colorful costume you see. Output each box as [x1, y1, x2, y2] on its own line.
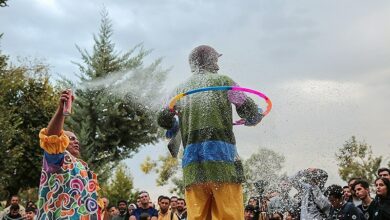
[37, 90, 101, 220]
[158, 45, 263, 220]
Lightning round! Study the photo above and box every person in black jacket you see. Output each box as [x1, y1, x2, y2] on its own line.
[369, 177, 390, 220]
[353, 180, 374, 220]
[325, 184, 365, 220]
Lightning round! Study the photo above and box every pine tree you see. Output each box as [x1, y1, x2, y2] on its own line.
[69, 8, 168, 182]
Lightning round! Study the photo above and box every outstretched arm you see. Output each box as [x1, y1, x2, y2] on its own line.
[47, 89, 73, 135]
[290, 170, 307, 191]
[39, 90, 74, 171]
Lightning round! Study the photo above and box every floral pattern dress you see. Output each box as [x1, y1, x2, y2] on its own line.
[37, 129, 99, 220]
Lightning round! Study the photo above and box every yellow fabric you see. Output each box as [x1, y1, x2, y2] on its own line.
[185, 182, 244, 220]
[97, 197, 104, 209]
[158, 210, 179, 220]
[97, 197, 105, 220]
[39, 128, 69, 154]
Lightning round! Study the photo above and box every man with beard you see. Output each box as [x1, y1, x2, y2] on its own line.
[2, 205, 22, 220]
[0, 196, 25, 219]
[353, 180, 373, 219]
[176, 199, 187, 220]
[130, 191, 158, 220]
[112, 200, 129, 220]
[157, 196, 179, 220]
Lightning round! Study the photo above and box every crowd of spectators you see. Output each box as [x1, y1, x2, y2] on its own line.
[0, 190, 188, 220]
[1, 167, 388, 219]
[243, 167, 390, 220]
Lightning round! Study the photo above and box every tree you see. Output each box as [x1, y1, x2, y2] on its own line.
[243, 148, 285, 198]
[100, 163, 135, 206]
[0, 40, 11, 199]
[141, 154, 179, 186]
[169, 177, 185, 197]
[0, 35, 7, 68]
[336, 136, 382, 183]
[0, 58, 58, 199]
[67, 8, 168, 182]
[140, 152, 184, 196]
[19, 188, 39, 205]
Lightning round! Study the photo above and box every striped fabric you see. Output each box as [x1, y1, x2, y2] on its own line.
[158, 71, 260, 187]
[182, 141, 236, 167]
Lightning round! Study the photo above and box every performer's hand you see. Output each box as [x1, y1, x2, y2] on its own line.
[59, 89, 74, 108]
[245, 108, 263, 126]
[47, 89, 74, 136]
[235, 118, 246, 125]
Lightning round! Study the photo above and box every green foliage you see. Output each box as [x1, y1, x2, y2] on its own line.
[100, 163, 135, 206]
[155, 155, 179, 186]
[67, 8, 168, 182]
[19, 187, 38, 204]
[74, 9, 149, 80]
[336, 136, 382, 183]
[140, 156, 157, 174]
[0, 59, 58, 199]
[0, 53, 6, 70]
[0, 37, 7, 70]
[140, 152, 183, 195]
[128, 191, 141, 204]
[140, 153, 179, 186]
[243, 148, 285, 197]
[169, 177, 185, 197]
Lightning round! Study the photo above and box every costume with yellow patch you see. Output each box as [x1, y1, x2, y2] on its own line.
[37, 128, 100, 220]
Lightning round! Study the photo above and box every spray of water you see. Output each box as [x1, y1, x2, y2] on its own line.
[78, 66, 171, 112]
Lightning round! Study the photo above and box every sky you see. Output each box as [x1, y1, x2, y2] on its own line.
[1, 0, 390, 201]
